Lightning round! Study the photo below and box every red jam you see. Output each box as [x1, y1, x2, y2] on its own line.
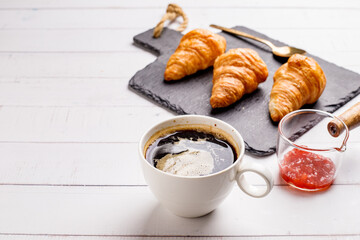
[280, 148, 336, 190]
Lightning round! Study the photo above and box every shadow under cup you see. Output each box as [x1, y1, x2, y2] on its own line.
[139, 115, 273, 218]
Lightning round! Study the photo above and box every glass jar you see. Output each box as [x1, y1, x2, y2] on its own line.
[277, 109, 349, 191]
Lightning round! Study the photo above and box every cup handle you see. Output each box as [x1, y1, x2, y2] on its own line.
[236, 161, 274, 198]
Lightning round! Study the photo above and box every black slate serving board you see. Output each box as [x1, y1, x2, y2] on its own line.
[129, 26, 360, 156]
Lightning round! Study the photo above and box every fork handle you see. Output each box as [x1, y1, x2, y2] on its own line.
[210, 24, 276, 49]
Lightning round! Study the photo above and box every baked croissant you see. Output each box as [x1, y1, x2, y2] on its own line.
[269, 54, 326, 122]
[164, 29, 226, 81]
[210, 48, 268, 108]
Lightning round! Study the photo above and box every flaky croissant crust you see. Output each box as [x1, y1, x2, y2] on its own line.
[210, 48, 268, 108]
[269, 54, 326, 122]
[164, 29, 226, 81]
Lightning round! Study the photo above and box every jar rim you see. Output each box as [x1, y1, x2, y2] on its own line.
[278, 109, 349, 152]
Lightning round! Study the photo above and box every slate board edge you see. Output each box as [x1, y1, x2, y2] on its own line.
[129, 76, 187, 115]
[129, 28, 275, 156]
[128, 26, 360, 157]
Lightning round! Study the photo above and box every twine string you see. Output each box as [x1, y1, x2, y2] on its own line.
[153, 3, 188, 38]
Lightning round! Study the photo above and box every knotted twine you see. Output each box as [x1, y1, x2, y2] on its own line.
[153, 3, 188, 38]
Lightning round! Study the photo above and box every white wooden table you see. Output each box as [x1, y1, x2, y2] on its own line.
[0, 0, 360, 239]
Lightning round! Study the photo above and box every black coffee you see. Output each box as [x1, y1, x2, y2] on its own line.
[145, 127, 238, 176]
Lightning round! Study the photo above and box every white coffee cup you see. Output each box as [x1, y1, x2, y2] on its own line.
[139, 115, 273, 218]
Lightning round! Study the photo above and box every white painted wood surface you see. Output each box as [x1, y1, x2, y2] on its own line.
[0, 0, 359, 239]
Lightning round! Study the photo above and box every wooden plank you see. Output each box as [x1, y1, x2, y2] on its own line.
[0, 51, 358, 80]
[0, 141, 359, 186]
[0, 106, 173, 142]
[1, 235, 359, 240]
[0, 57, 358, 106]
[0, 77, 153, 107]
[0, 29, 359, 53]
[0, 95, 357, 144]
[0, 8, 359, 30]
[0, 0, 359, 9]
[0, 143, 145, 186]
[0, 51, 358, 109]
[0, 52, 156, 78]
[0, 185, 359, 236]
[0, 29, 141, 52]
[0, 98, 357, 187]
[0, 98, 358, 143]
[0, 97, 358, 186]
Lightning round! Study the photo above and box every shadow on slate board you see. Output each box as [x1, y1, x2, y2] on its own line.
[129, 26, 360, 156]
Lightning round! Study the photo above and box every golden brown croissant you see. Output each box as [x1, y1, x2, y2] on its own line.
[210, 48, 268, 108]
[269, 54, 326, 122]
[164, 29, 226, 81]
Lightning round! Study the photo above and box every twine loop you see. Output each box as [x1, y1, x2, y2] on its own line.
[153, 4, 188, 38]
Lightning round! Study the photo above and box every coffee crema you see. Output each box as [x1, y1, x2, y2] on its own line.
[144, 124, 238, 177]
